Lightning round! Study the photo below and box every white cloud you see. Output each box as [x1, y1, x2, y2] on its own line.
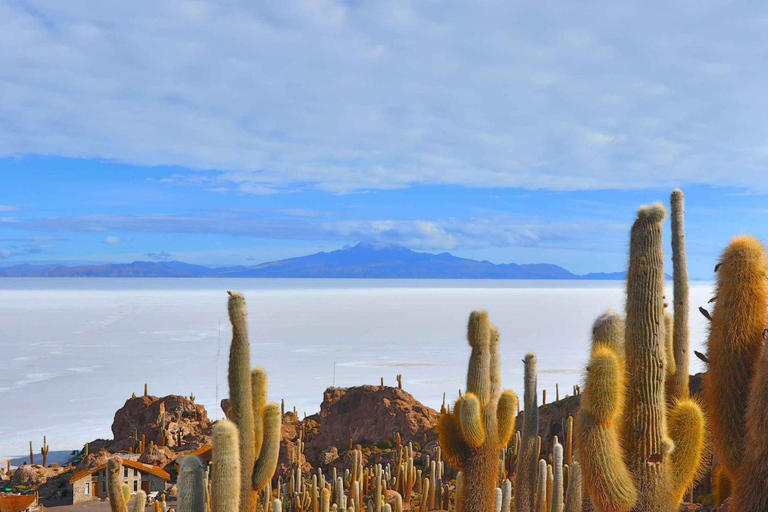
[2, 2, 768, 192]
[102, 236, 125, 244]
[0, 206, 19, 212]
[0, 249, 11, 259]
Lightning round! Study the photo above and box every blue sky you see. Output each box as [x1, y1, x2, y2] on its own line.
[2, 1, 768, 277]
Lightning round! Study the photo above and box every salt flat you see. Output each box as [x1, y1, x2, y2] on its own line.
[0, 278, 714, 462]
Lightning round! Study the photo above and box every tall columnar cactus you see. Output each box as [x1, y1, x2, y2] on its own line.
[552, 440, 564, 512]
[515, 353, 538, 512]
[226, 291, 282, 512]
[666, 189, 690, 402]
[179, 455, 206, 512]
[564, 462, 582, 512]
[132, 491, 147, 512]
[107, 457, 128, 512]
[212, 420, 241, 512]
[590, 312, 625, 357]
[578, 204, 705, 512]
[437, 312, 518, 512]
[703, 236, 768, 511]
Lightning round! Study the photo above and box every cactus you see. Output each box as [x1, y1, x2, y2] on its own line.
[578, 204, 704, 512]
[226, 291, 282, 512]
[437, 312, 518, 512]
[122, 485, 131, 507]
[212, 420, 240, 512]
[702, 235, 768, 510]
[179, 455, 206, 512]
[552, 440, 564, 512]
[515, 353, 538, 512]
[107, 458, 128, 512]
[133, 491, 147, 512]
[536, 459, 548, 512]
[666, 189, 690, 403]
[41, 436, 49, 467]
[564, 461, 582, 512]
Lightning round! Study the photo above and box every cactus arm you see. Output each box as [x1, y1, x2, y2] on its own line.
[251, 368, 267, 457]
[535, 459, 548, 512]
[458, 393, 486, 448]
[466, 311, 492, 405]
[577, 347, 637, 512]
[667, 399, 705, 502]
[436, 411, 468, 470]
[489, 326, 502, 401]
[552, 442, 564, 512]
[252, 402, 281, 491]
[496, 390, 518, 448]
[212, 420, 241, 512]
[663, 312, 676, 378]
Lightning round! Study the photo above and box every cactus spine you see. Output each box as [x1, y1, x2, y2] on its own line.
[179, 455, 206, 512]
[578, 203, 704, 512]
[437, 312, 518, 512]
[564, 461, 582, 512]
[211, 420, 241, 512]
[107, 457, 128, 512]
[515, 353, 538, 512]
[535, 459, 547, 512]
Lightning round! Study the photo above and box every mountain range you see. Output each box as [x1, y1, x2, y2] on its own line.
[0, 243, 629, 279]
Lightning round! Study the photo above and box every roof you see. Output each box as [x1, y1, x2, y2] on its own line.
[0, 493, 37, 512]
[70, 458, 170, 484]
[173, 445, 212, 470]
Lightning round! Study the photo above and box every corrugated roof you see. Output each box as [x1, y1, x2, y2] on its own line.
[70, 458, 170, 484]
[0, 493, 37, 512]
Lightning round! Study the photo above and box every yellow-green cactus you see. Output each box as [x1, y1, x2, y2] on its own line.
[437, 311, 518, 512]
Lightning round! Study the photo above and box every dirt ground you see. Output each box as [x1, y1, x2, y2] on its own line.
[45, 498, 177, 511]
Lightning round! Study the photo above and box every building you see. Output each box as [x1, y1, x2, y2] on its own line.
[0, 492, 38, 512]
[69, 459, 170, 504]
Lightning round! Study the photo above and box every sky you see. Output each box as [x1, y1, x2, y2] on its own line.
[3, 1, 768, 277]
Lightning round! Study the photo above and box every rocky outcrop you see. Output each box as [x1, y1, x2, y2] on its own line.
[301, 386, 439, 462]
[138, 444, 177, 468]
[76, 448, 111, 471]
[111, 394, 211, 448]
[10, 465, 48, 488]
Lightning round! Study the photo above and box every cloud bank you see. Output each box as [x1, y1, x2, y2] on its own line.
[3, 2, 768, 193]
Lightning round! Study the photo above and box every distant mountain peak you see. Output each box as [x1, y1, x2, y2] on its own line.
[0, 243, 629, 280]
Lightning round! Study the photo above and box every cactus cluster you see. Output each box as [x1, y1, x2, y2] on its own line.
[576, 197, 706, 512]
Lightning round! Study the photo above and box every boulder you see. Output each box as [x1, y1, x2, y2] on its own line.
[10, 465, 47, 488]
[138, 444, 176, 468]
[76, 449, 111, 471]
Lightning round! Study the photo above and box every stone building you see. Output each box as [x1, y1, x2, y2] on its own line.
[69, 458, 169, 504]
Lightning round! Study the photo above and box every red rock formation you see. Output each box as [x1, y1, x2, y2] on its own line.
[111, 394, 211, 448]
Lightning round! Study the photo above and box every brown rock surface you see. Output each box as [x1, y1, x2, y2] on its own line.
[11, 465, 48, 488]
[76, 448, 111, 471]
[138, 444, 177, 468]
[111, 394, 211, 448]
[302, 386, 439, 461]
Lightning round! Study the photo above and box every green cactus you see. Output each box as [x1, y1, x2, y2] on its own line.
[226, 291, 282, 512]
[515, 353, 539, 512]
[212, 420, 240, 512]
[666, 189, 690, 403]
[578, 203, 705, 512]
[107, 458, 128, 512]
[178, 455, 206, 512]
[437, 312, 518, 512]
[132, 491, 147, 512]
[563, 462, 582, 512]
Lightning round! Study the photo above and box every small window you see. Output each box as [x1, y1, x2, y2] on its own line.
[134, 480, 138, 492]
[124, 468, 128, 478]
[134, 469, 138, 477]
[85, 483, 90, 495]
